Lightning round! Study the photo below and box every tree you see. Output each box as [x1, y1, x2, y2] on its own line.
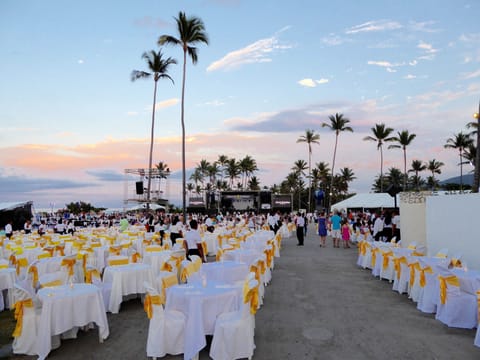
[296, 129, 320, 213]
[388, 130, 416, 191]
[131, 50, 176, 209]
[363, 123, 395, 192]
[217, 154, 229, 182]
[239, 155, 258, 189]
[322, 113, 353, 208]
[472, 102, 480, 193]
[408, 159, 427, 191]
[159, 11, 209, 220]
[226, 158, 240, 189]
[155, 161, 170, 196]
[427, 159, 444, 190]
[444, 132, 473, 191]
[248, 176, 260, 190]
[292, 160, 308, 209]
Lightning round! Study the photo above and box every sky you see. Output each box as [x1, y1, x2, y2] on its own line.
[1, 0, 480, 210]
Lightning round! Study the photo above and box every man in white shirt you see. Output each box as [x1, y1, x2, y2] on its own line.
[295, 212, 305, 246]
[185, 219, 204, 260]
[373, 213, 384, 241]
[392, 211, 401, 241]
[5, 220, 13, 239]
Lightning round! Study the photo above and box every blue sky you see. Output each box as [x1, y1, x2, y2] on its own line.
[1, 0, 479, 209]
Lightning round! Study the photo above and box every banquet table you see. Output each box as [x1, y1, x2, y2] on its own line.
[223, 249, 261, 266]
[35, 283, 109, 360]
[200, 261, 249, 285]
[0, 268, 16, 310]
[103, 263, 153, 313]
[143, 250, 172, 277]
[166, 282, 242, 359]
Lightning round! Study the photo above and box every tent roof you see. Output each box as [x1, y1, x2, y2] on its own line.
[331, 193, 397, 211]
[0, 201, 33, 212]
[128, 203, 165, 211]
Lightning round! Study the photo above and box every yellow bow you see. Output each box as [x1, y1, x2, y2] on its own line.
[28, 265, 39, 287]
[382, 251, 393, 271]
[161, 274, 178, 302]
[61, 258, 76, 277]
[216, 249, 224, 262]
[393, 257, 406, 280]
[476, 290, 480, 323]
[264, 249, 273, 268]
[109, 246, 122, 256]
[85, 268, 101, 283]
[41, 279, 63, 288]
[243, 285, 259, 315]
[161, 261, 173, 272]
[180, 263, 194, 283]
[132, 252, 141, 263]
[16, 258, 28, 275]
[12, 299, 33, 338]
[108, 258, 129, 266]
[419, 266, 433, 288]
[371, 248, 379, 267]
[55, 245, 65, 256]
[449, 258, 462, 268]
[249, 265, 260, 283]
[143, 294, 162, 319]
[438, 275, 459, 304]
[411, 251, 424, 257]
[408, 262, 418, 287]
[9, 254, 17, 266]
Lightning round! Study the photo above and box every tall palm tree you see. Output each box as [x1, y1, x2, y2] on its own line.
[159, 11, 209, 220]
[363, 123, 395, 192]
[225, 158, 240, 189]
[471, 102, 480, 193]
[155, 161, 170, 196]
[444, 132, 473, 191]
[408, 159, 427, 191]
[217, 154, 229, 182]
[296, 129, 320, 213]
[238, 155, 258, 189]
[248, 176, 260, 190]
[322, 113, 353, 209]
[388, 130, 416, 191]
[427, 159, 444, 190]
[292, 160, 308, 209]
[131, 50, 176, 209]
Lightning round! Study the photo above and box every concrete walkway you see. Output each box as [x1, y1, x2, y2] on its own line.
[4, 225, 479, 359]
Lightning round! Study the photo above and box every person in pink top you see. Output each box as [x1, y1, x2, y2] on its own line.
[341, 219, 351, 249]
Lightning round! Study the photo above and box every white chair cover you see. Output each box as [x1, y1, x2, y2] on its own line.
[144, 282, 185, 358]
[209, 279, 258, 360]
[12, 284, 39, 355]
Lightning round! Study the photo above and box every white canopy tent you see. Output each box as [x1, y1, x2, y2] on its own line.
[331, 193, 398, 212]
[128, 203, 166, 211]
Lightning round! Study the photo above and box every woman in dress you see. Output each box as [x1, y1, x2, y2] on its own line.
[317, 211, 328, 247]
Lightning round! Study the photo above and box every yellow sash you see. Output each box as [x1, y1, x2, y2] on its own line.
[109, 246, 122, 256]
[161, 274, 178, 302]
[161, 261, 173, 272]
[61, 258, 76, 277]
[371, 248, 379, 267]
[55, 245, 65, 256]
[16, 258, 28, 275]
[382, 251, 393, 271]
[131, 252, 141, 263]
[215, 249, 224, 262]
[38, 252, 51, 260]
[41, 279, 63, 288]
[108, 258, 129, 266]
[201, 241, 208, 256]
[0, 264, 7, 269]
[449, 258, 462, 268]
[438, 275, 459, 304]
[28, 265, 39, 286]
[144, 294, 162, 319]
[85, 268, 101, 283]
[419, 266, 433, 288]
[180, 262, 195, 283]
[408, 262, 418, 287]
[264, 249, 273, 268]
[244, 285, 259, 315]
[146, 246, 162, 252]
[12, 299, 33, 338]
[393, 257, 406, 279]
[477, 290, 480, 323]
[249, 265, 261, 284]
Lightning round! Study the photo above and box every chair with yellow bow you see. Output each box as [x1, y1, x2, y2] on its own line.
[209, 278, 258, 360]
[12, 283, 40, 356]
[392, 256, 409, 294]
[179, 259, 197, 284]
[85, 265, 112, 310]
[475, 291, 480, 347]
[154, 271, 178, 303]
[416, 262, 442, 314]
[435, 274, 478, 329]
[107, 255, 130, 267]
[143, 281, 185, 359]
[38, 271, 67, 289]
[434, 248, 449, 259]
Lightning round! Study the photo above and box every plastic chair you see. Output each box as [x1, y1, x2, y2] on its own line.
[144, 281, 185, 359]
[209, 279, 258, 360]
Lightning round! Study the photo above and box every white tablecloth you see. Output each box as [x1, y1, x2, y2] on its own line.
[143, 250, 172, 276]
[223, 249, 261, 266]
[450, 268, 480, 295]
[35, 283, 109, 360]
[201, 261, 249, 285]
[0, 268, 16, 310]
[166, 283, 241, 359]
[103, 263, 153, 313]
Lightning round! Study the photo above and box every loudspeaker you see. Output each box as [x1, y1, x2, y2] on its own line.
[135, 181, 144, 195]
[260, 191, 271, 204]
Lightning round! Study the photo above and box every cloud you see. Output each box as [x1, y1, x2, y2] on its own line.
[200, 99, 225, 107]
[321, 34, 349, 46]
[78, 59, 84, 64]
[86, 169, 127, 182]
[0, 173, 94, 193]
[206, 30, 292, 72]
[345, 20, 402, 34]
[127, 111, 138, 116]
[404, 74, 416, 80]
[298, 78, 329, 87]
[417, 41, 438, 54]
[153, 98, 179, 110]
[408, 21, 440, 33]
[462, 69, 480, 79]
[367, 60, 405, 72]
[133, 16, 170, 28]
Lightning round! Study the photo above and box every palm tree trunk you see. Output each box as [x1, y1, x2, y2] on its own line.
[380, 145, 384, 192]
[459, 151, 463, 192]
[147, 80, 158, 211]
[403, 147, 407, 191]
[181, 49, 187, 222]
[308, 146, 312, 213]
[329, 134, 339, 210]
[473, 101, 480, 193]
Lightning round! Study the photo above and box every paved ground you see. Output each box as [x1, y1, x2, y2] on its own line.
[2, 225, 479, 359]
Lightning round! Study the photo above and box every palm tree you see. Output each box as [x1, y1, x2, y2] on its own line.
[408, 159, 427, 191]
[292, 160, 308, 209]
[388, 130, 416, 191]
[238, 155, 258, 189]
[248, 176, 260, 190]
[131, 50, 176, 209]
[186, 183, 194, 197]
[155, 161, 170, 196]
[444, 132, 473, 191]
[363, 123, 395, 192]
[189, 168, 204, 187]
[296, 129, 320, 213]
[427, 159, 444, 190]
[322, 113, 353, 208]
[159, 11, 209, 220]
[225, 158, 240, 189]
[217, 154, 229, 182]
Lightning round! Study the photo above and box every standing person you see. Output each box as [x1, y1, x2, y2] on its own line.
[373, 212, 384, 241]
[38, 220, 47, 236]
[184, 219, 204, 261]
[382, 211, 393, 242]
[169, 215, 183, 245]
[392, 211, 401, 241]
[295, 212, 305, 246]
[341, 219, 351, 249]
[303, 213, 308, 236]
[5, 220, 13, 239]
[317, 211, 328, 247]
[330, 211, 342, 248]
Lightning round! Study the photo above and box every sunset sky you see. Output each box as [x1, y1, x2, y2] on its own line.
[1, 0, 480, 210]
